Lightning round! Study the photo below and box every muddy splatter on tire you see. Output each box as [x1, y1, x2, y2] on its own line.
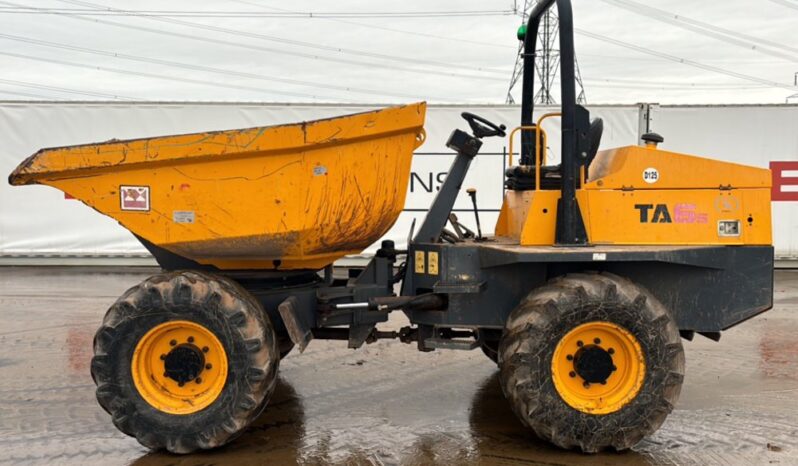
[90, 271, 279, 454]
[498, 272, 685, 452]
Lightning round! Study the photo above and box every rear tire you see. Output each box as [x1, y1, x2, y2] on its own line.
[498, 272, 684, 452]
[91, 271, 279, 453]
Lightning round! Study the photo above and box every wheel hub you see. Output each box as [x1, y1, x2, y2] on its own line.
[574, 345, 615, 384]
[131, 320, 228, 415]
[163, 344, 205, 384]
[551, 321, 645, 414]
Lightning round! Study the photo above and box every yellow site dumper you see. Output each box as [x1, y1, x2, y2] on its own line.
[9, 0, 773, 456]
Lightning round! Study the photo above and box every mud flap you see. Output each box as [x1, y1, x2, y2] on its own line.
[277, 296, 313, 353]
[348, 324, 376, 349]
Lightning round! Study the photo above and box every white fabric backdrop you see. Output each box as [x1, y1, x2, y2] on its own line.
[652, 105, 798, 259]
[1, 102, 794, 260]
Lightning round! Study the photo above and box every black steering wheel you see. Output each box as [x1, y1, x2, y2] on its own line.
[461, 112, 507, 139]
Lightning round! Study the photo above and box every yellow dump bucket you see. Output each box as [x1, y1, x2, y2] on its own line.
[10, 103, 427, 270]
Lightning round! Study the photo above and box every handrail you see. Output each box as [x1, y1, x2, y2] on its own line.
[536, 112, 561, 166]
[508, 125, 544, 191]
[507, 113, 563, 192]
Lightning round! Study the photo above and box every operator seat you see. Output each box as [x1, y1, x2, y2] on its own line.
[505, 117, 603, 191]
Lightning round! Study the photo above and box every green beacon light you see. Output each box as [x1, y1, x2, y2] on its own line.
[517, 24, 527, 41]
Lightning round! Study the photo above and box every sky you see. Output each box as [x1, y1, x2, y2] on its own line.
[0, 0, 796, 105]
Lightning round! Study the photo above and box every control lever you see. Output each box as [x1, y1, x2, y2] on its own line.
[466, 188, 483, 240]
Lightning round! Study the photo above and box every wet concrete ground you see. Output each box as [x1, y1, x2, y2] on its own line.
[0, 267, 796, 465]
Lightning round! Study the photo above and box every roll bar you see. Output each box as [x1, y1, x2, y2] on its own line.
[520, 0, 589, 245]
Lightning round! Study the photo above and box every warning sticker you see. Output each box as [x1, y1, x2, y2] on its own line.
[120, 186, 150, 211]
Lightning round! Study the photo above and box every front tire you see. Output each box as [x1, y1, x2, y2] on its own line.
[498, 272, 684, 452]
[91, 271, 279, 453]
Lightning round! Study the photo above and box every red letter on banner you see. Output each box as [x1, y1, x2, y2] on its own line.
[771, 161, 798, 202]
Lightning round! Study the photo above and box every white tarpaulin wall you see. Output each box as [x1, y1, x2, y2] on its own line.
[0, 101, 795, 262]
[651, 105, 798, 260]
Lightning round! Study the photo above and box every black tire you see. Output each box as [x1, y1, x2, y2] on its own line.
[498, 272, 685, 453]
[91, 271, 280, 454]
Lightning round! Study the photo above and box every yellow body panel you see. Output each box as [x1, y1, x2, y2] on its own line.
[585, 188, 772, 245]
[10, 103, 427, 270]
[497, 144, 773, 246]
[495, 190, 560, 245]
[588, 145, 771, 190]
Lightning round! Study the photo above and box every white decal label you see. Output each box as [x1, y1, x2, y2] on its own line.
[120, 186, 150, 211]
[592, 253, 607, 261]
[643, 167, 659, 184]
[313, 165, 328, 176]
[173, 211, 195, 224]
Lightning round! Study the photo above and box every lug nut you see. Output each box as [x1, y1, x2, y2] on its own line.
[611, 365, 617, 372]
[601, 381, 607, 385]
[169, 339, 177, 346]
[163, 372, 168, 377]
[205, 363, 212, 370]
[566, 354, 574, 361]
[577, 340, 584, 347]
[178, 381, 184, 387]
[160, 354, 166, 360]
[608, 348, 615, 355]
[187, 336, 194, 343]
[202, 346, 209, 353]
[569, 371, 576, 378]
[583, 381, 590, 388]
[195, 377, 202, 384]
[594, 338, 601, 345]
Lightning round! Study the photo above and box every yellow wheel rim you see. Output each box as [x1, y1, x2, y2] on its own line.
[131, 320, 228, 415]
[551, 321, 645, 415]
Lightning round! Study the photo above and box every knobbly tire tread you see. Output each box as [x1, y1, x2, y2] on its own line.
[90, 271, 280, 454]
[498, 272, 685, 453]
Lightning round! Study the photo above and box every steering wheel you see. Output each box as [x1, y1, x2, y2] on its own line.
[461, 112, 507, 139]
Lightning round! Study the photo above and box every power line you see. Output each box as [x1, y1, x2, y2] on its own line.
[0, 88, 65, 100]
[769, 0, 798, 11]
[599, 0, 798, 63]
[0, 6, 517, 18]
[0, 51, 359, 101]
[585, 77, 769, 89]
[0, 77, 135, 99]
[585, 82, 768, 91]
[1, 0, 512, 84]
[232, 0, 516, 51]
[0, 2, 509, 89]
[55, 0, 508, 76]
[0, 32, 453, 101]
[575, 28, 798, 91]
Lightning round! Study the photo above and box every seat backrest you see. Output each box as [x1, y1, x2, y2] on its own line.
[585, 117, 604, 175]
